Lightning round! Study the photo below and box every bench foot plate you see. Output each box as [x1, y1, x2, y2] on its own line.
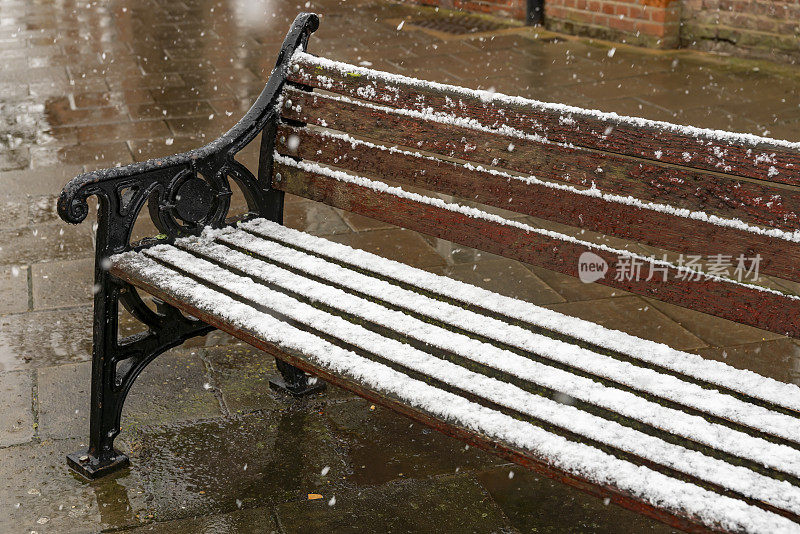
[269, 376, 326, 397]
[66, 449, 130, 480]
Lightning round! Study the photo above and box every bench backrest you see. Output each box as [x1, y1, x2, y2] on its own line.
[270, 51, 800, 337]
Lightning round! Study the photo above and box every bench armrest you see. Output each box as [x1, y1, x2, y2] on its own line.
[57, 12, 319, 256]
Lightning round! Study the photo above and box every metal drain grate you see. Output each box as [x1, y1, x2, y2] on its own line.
[404, 13, 515, 35]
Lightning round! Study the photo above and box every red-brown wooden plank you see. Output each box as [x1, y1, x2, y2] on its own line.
[288, 54, 800, 187]
[276, 125, 800, 283]
[272, 161, 800, 338]
[110, 262, 721, 534]
[280, 87, 800, 233]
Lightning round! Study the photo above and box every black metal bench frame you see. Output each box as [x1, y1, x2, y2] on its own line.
[57, 13, 322, 479]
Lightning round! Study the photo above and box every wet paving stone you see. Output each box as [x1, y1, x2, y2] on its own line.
[0, 306, 92, 371]
[203, 343, 359, 410]
[75, 120, 172, 144]
[694, 338, 800, 384]
[123, 349, 223, 429]
[0, 148, 29, 172]
[0, 223, 95, 265]
[129, 136, 203, 162]
[276, 474, 514, 534]
[31, 257, 94, 310]
[523, 264, 628, 302]
[30, 141, 134, 170]
[37, 349, 222, 441]
[328, 228, 447, 270]
[435, 258, 565, 306]
[644, 297, 784, 349]
[129, 410, 344, 522]
[0, 194, 29, 230]
[0, 265, 28, 315]
[334, 208, 395, 233]
[324, 399, 503, 487]
[37, 361, 90, 440]
[0, 370, 34, 447]
[546, 296, 707, 351]
[0, 165, 83, 197]
[204, 343, 286, 415]
[476, 466, 675, 533]
[283, 200, 353, 237]
[0, 438, 147, 533]
[127, 505, 280, 533]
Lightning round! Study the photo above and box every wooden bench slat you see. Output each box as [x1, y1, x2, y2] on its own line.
[276, 125, 800, 283]
[281, 87, 800, 233]
[289, 52, 800, 188]
[108, 237, 800, 531]
[239, 218, 800, 417]
[272, 157, 800, 338]
[187, 227, 800, 477]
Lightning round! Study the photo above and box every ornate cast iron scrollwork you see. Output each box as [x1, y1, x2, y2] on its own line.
[57, 13, 321, 479]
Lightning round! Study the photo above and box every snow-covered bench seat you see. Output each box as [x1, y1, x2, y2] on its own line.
[112, 219, 800, 533]
[56, 13, 800, 533]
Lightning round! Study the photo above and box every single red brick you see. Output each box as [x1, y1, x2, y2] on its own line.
[638, 20, 667, 36]
[608, 15, 636, 31]
[592, 12, 609, 25]
[628, 5, 645, 19]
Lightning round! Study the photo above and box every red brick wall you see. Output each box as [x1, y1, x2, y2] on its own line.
[543, 0, 681, 47]
[681, 0, 800, 61]
[398, 0, 799, 60]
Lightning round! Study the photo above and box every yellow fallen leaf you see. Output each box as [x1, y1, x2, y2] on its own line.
[308, 493, 323, 500]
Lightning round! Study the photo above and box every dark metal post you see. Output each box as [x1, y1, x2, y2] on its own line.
[527, 0, 544, 25]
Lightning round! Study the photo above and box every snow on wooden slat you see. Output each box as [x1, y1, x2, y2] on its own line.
[177, 232, 800, 479]
[281, 86, 800, 234]
[271, 157, 800, 338]
[276, 125, 800, 282]
[279, 125, 800, 245]
[240, 218, 800, 415]
[111, 250, 800, 532]
[288, 51, 800, 188]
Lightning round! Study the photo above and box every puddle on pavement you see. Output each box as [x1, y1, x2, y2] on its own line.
[0, 438, 146, 532]
[128, 409, 343, 521]
[325, 399, 501, 487]
[477, 466, 676, 533]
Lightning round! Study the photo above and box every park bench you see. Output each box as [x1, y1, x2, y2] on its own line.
[57, 12, 800, 533]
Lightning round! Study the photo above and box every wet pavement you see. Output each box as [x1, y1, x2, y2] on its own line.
[2, 0, 800, 532]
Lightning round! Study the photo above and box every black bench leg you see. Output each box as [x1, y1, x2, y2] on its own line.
[270, 359, 326, 396]
[67, 277, 212, 479]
